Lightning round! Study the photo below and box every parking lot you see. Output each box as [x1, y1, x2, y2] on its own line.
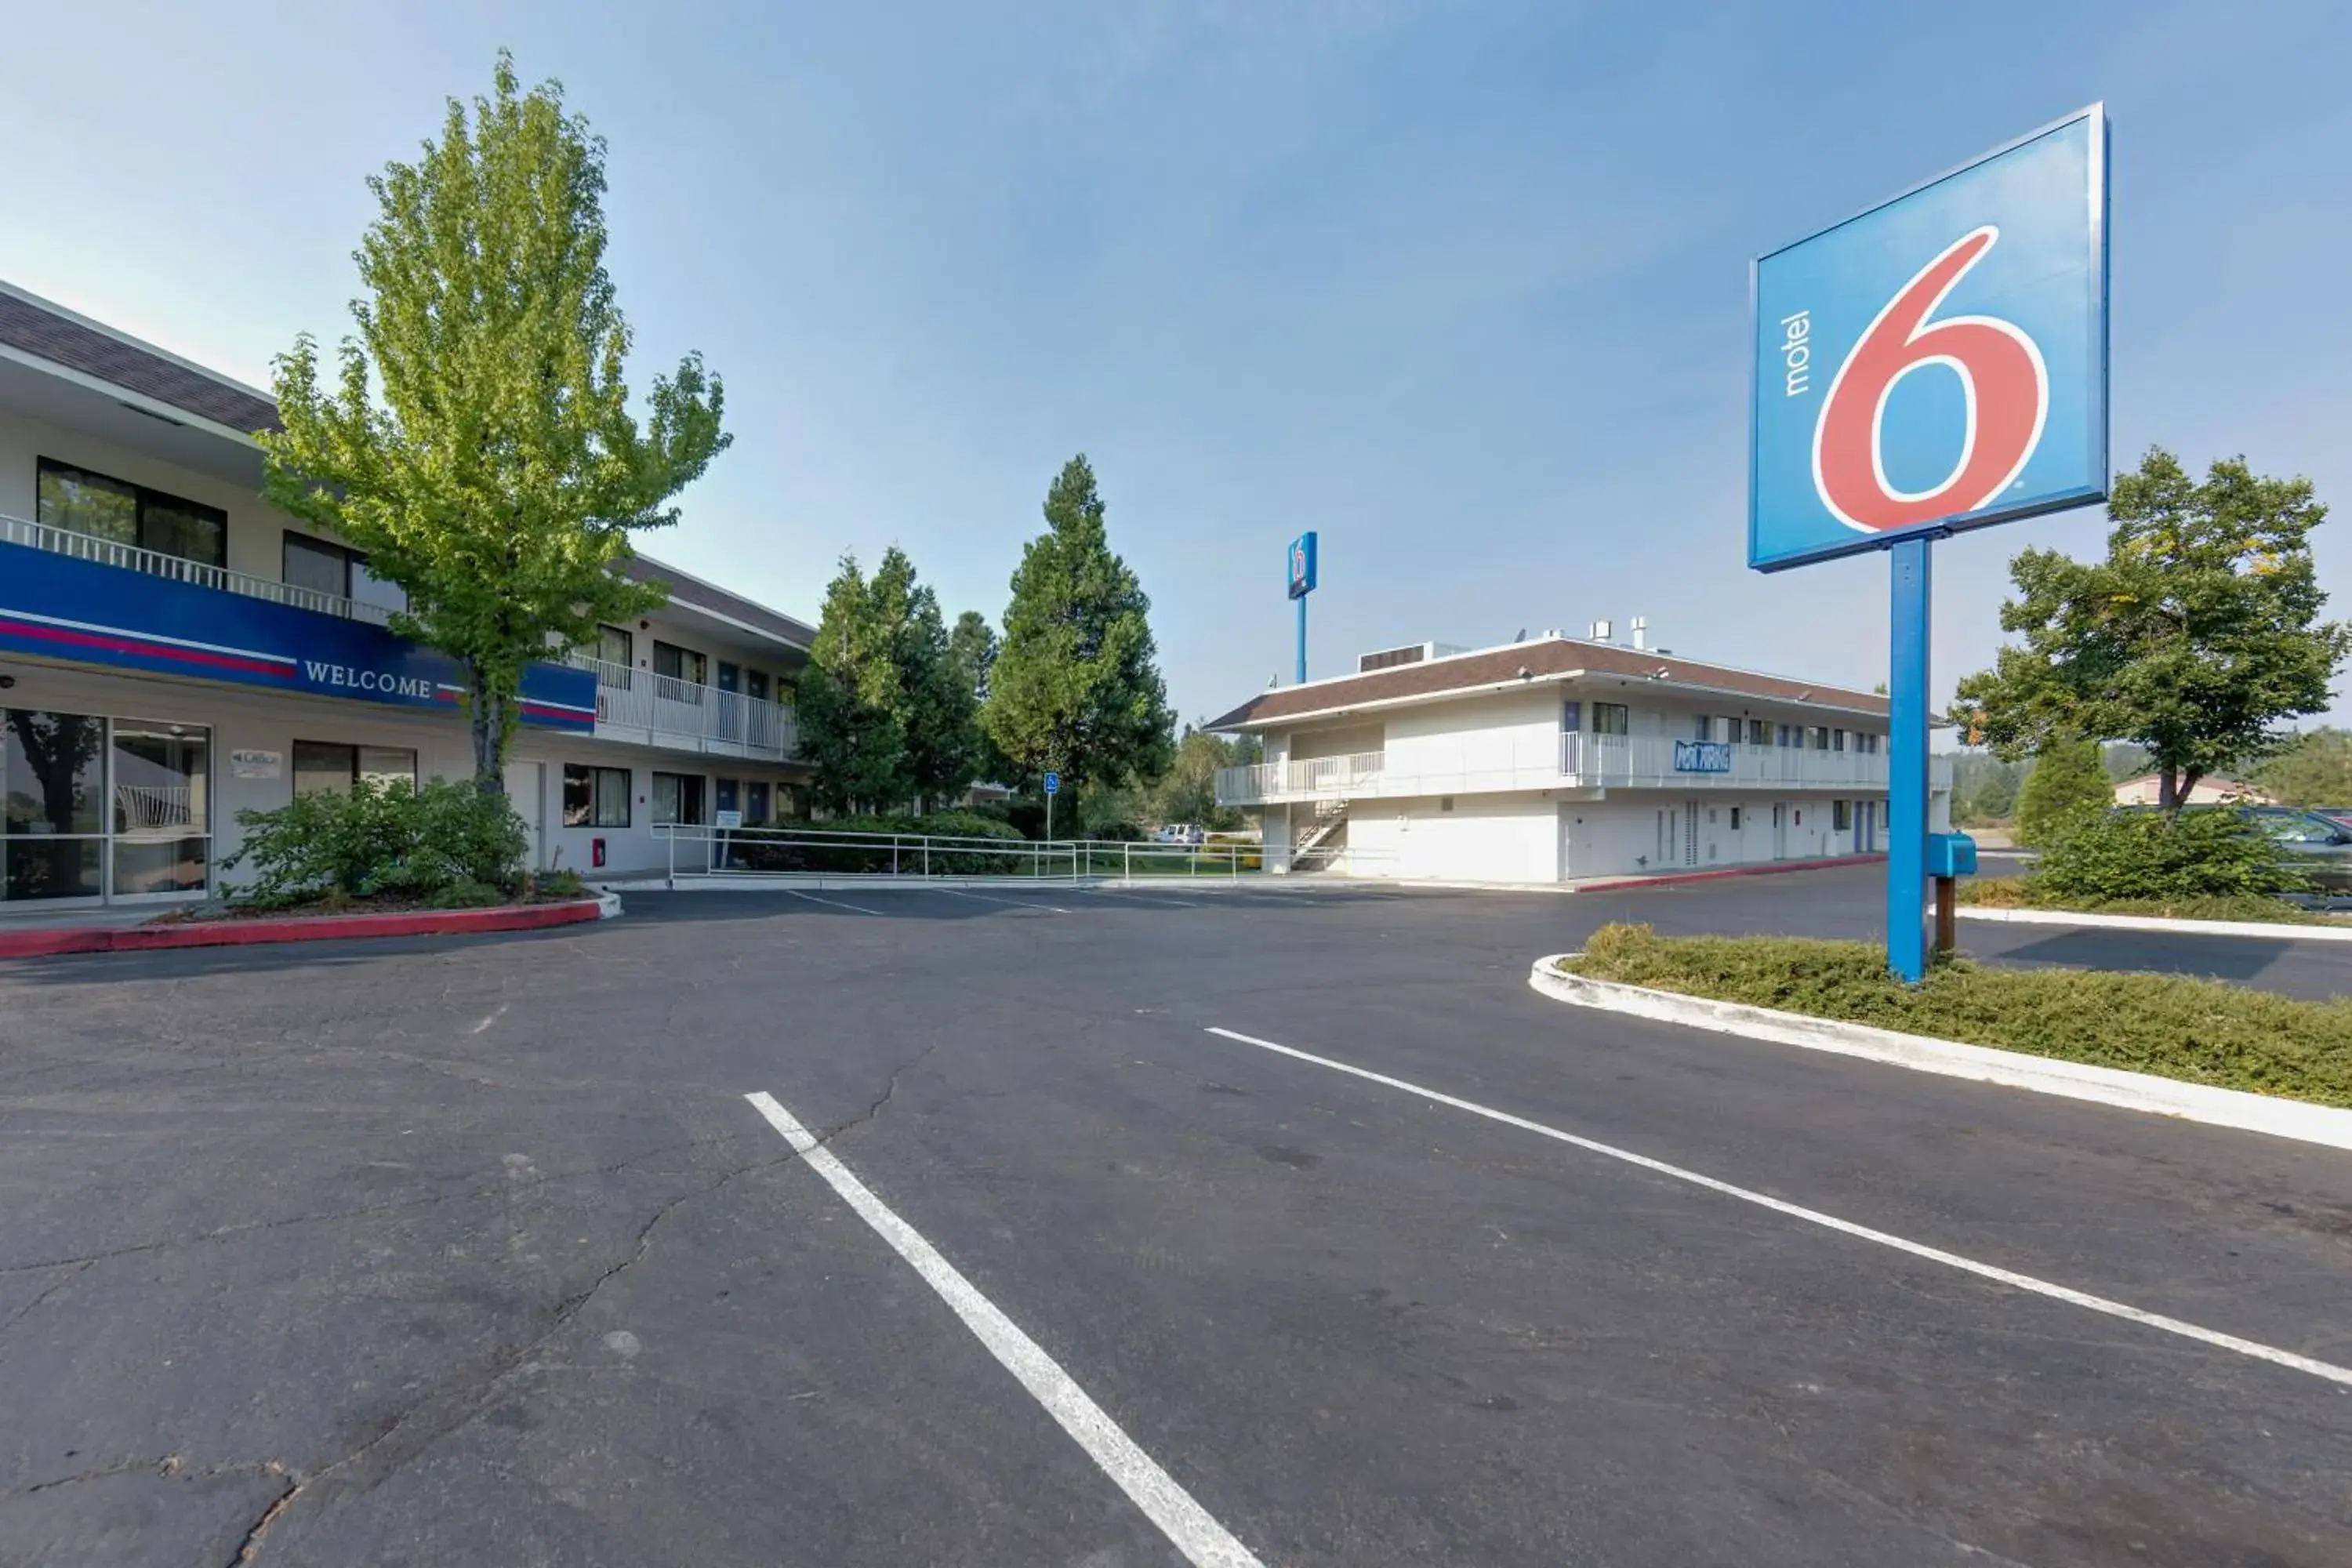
[3, 869, 2350, 1566]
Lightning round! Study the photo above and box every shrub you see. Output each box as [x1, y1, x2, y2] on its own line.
[427, 879, 505, 909]
[2013, 739, 2111, 848]
[535, 868, 587, 899]
[1560, 924, 2352, 1107]
[730, 811, 1033, 875]
[222, 779, 527, 909]
[2033, 808, 2308, 903]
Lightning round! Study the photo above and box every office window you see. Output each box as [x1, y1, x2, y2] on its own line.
[293, 741, 416, 796]
[38, 459, 226, 569]
[1748, 719, 1770, 746]
[652, 771, 706, 826]
[1729, 806, 1743, 831]
[1833, 800, 1854, 831]
[562, 764, 630, 827]
[1591, 702, 1630, 736]
[1560, 701, 1581, 732]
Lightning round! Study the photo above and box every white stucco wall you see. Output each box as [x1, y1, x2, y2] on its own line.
[1346, 792, 1559, 883]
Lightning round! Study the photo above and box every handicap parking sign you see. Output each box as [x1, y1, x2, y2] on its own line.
[1043, 771, 1060, 796]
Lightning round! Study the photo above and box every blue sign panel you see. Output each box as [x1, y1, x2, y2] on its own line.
[1287, 532, 1318, 600]
[1042, 771, 1060, 796]
[0, 540, 597, 731]
[1672, 740, 1733, 774]
[1749, 106, 2109, 572]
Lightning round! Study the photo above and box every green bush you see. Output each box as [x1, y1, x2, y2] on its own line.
[222, 779, 527, 909]
[730, 811, 1033, 875]
[1562, 924, 2352, 1107]
[2013, 739, 2111, 847]
[427, 879, 506, 909]
[2033, 808, 2308, 903]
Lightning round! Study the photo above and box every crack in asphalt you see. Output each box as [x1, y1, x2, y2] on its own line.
[0, 1134, 745, 1281]
[228, 1152, 791, 1563]
[815, 1041, 942, 1146]
[0, 1259, 92, 1341]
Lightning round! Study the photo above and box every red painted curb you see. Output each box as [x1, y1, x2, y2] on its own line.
[0, 898, 606, 960]
[1580, 853, 1888, 893]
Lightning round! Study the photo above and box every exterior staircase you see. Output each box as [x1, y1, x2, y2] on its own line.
[1291, 800, 1351, 873]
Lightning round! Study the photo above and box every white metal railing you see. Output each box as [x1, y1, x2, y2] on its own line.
[651, 822, 1264, 886]
[1217, 735, 1942, 804]
[563, 652, 801, 760]
[0, 512, 394, 626]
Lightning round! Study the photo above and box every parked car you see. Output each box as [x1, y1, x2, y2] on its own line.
[1152, 823, 1206, 845]
[2241, 806, 2352, 892]
[2310, 806, 2352, 831]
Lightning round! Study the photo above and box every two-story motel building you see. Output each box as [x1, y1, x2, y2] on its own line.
[1210, 631, 1953, 884]
[0, 280, 815, 910]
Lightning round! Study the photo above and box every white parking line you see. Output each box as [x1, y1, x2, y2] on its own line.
[933, 887, 1075, 915]
[1203, 1026, 2352, 1391]
[784, 888, 884, 915]
[743, 1091, 1264, 1567]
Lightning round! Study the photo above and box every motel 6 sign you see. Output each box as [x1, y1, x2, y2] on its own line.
[1748, 106, 2109, 571]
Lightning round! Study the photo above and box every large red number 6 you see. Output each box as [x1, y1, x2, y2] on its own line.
[1811, 226, 2048, 532]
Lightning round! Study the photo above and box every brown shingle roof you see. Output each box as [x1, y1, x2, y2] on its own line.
[1207, 638, 1889, 731]
[0, 287, 280, 435]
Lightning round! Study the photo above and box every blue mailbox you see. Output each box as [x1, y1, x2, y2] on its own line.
[1926, 833, 1978, 879]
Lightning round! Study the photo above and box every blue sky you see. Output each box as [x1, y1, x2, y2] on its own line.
[4, 1, 2349, 726]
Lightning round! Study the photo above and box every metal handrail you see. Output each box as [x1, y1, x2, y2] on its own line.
[0, 511, 395, 626]
[1217, 735, 1941, 804]
[561, 651, 801, 760]
[648, 822, 1266, 887]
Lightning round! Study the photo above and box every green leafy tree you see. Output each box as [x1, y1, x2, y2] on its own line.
[262, 53, 729, 794]
[2013, 738, 2112, 848]
[1955, 448, 2349, 815]
[949, 612, 999, 705]
[2254, 728, 2352, 807]
[1948, 751, 2025, 826]
[887, 555, 982, 811]
[984, 455, 1175, 794]
[798, 549, 980, 814]
[1151, 724, 1247, 829]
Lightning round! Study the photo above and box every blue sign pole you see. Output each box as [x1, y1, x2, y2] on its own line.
[1295, 593, 1307, 687]
[1887, 538, 1933, 982]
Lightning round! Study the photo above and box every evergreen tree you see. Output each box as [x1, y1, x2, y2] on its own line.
[983, 456, 1175, 793]
[2013, 738, 2112, 848]
[798, 549, 980, 814]
[263, 53, 728, 793]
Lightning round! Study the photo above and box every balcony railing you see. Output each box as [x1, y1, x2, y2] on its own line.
[1, 512, 394, 626]
[562, 652, 800, 761]
[1217, 734, 1939, 805]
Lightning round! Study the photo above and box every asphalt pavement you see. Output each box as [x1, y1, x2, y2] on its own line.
[2, 872, 2348, 1566]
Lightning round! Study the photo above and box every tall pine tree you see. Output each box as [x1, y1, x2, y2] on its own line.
[984, 456, 1174, 795]
[799, 548, 980, 814]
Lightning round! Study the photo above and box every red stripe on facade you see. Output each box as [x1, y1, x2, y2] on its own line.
[0, 615, 294, 677]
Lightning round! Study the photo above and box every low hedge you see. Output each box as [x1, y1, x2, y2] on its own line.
[1558, 922, 2352, 1108]
[1960, 877, 2347, 926]
[730, 811, 1033, 875]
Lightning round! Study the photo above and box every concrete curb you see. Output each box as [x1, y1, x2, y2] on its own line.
[1527, 955, 2352, 1152]
[1958, 905, 2352, 942]
[0, 896, 614, 960]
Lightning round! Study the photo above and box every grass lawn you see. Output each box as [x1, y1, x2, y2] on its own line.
[1557, 923, 2352, 1109]
[1959, 876, 2352, 926]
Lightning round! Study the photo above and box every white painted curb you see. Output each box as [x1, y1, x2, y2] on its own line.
[593, 890, 622, 920]
[1528, 955, 2352, 1152]
[1959, 905, 2352, 942]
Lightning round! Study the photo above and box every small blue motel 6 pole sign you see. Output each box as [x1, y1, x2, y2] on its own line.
[1287, 531, 1318, 686]
[1748, 105, 2109, 982]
